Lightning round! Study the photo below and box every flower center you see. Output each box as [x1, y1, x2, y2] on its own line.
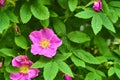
[40, 39, 50, 48]
[20, 65, 29, 74]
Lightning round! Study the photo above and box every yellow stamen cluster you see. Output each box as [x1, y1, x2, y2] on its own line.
[40, 39, 50, 48]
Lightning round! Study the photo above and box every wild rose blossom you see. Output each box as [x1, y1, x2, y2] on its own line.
[64, 74, 72, 80]
[10, 55, 40, 80]
[93, 0, 102, 12]
[0, 0, 4, 7]
[29, 28, 62, 58]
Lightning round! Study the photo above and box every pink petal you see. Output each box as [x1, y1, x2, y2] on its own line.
[20, 60, 33, 66]
[42, 47, 57, 58]
[28, 68, 40, 78]
[29, 31, 42, 44]
[31, 44, 44, 55]
[40, 28, 54, 40]
[10, 73, 23, 80]
[12, 55, 33, 67]
[19, 74, 30, 80]
[12, 55, 23, 67]
[50, 35, 62, 48]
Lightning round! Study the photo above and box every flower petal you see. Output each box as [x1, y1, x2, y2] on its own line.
[31, 44, 44, 55]
[42, 47, 57, 58]
[28, 68, 40, 78]
[10, 73, 23, 80]
[19, 74, 30, 80]
[12, 55, 23, 67]
[40, 28, 54, 40]
[50, 35, 62, 48]
[29, 31, 42, 44]
[12, 55, 33, 67]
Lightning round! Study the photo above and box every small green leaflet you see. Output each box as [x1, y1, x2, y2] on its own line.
[56, 61, 73, 77]
[91, 13, 103, 35]
[31, 3, 49, 20]
[67, 31, 90, 43]
[75, 8, 95, 19]
[68, 0, 78, 12]
[73, 50, 100, 64]
[0, 11, 9, 34]
[43, 61, 58, 80]
[20, 3, 32, 23]
[15, 35, 28, 49]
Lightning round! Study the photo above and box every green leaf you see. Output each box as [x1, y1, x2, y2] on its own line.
[43, 61, 58, 80]
[108, 8, 118, 23]
[91, 13, 103, 34]
[31, 3, 49, 20]
[68, 0, 78, 12]
[50, 11, 58, 17]
[102, 0, 110, 14]
[0, 11, 9, 33]
[54, 52, 72, 61]
[75, 8, 95, 19]
[100, 13, 115, 33]
[53, 18, 66, 36]
[85, 72, 97, 80]
[96, 70, 106, 77]
[40, 19, 49, 27]
[57, 0, 68, 9]
[4, 71, 10, 80]
[109, 1, 120, 8]
[114, 64, 120, 79]
[85, 72, 102, 80]
[56, 61, 73, 77]
[4, 57, 11, 66]
[73, 50, 100, 64]
[108, 67, 115, 76]
[115, 8, 120, 17]
[15, 35, 27, 49]
[94, 36, 114, 59]
[71, 55, 85, 67]
[37, 0, 52, 5]
[31, 61, 46, 68]
[6, 11, 19, 23]
[20, 3, 32, 23]
[31, 57, 50, 68]
[6, 66, 20, 73]
[86, 66, 96, 72]
[67, 31, 90, 43]
[96, 56, 107, 64]
[0, 48, 16, 57]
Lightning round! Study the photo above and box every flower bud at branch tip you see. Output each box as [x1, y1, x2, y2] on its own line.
[0, 0, 4, 7]
[93, 0, 102, 12]
[64, 74, 72, 80]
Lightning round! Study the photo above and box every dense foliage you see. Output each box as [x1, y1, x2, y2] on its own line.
[0, 0, 120, 80]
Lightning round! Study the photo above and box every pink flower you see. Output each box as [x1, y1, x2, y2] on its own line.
[0, 0, 4, 7]
[0, 62, 2, 67]
[93, 0, 102, 12]
[29, 28, 62, 58]
[64, 74, 72, 80]
[10, 55, 40, 80]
